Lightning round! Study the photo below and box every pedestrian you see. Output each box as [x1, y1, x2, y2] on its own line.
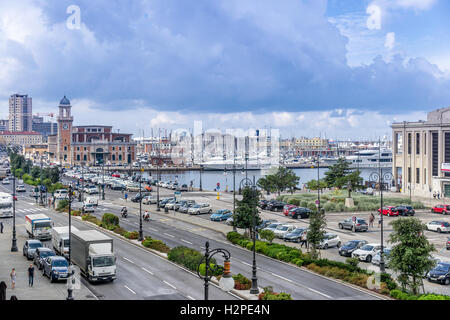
[28, 264, 34, 287]
[10, 295, 18, 300]
[124, 192, 128, 202]
[433, 192, 436, 199]
[378, 213, 382, 228]
[437, 191, 440, 199]
[0, 221, 3, 233]
[10, 268, 16, 289]
[0, 281, 6, 300]
[369, 213, 375, 228]
[300, 232, 308, 248]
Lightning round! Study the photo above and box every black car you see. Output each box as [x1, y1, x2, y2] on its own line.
[393, 205, 415, 216]
[256, 219, 278, 230]
[131, 192, 151, 202]
[259, 200, 269, 209]
[427, 262, 450, 285]
[159, 197, 175, 207]
[338, 240, 369, 257]
[283, 228, 307, 243]
[289, 207, 311, 219]
[267, 201, 286, 212]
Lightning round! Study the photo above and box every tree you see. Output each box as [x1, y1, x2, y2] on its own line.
[31, 166, 41, 179]
[234, 186, 262, 236]
[305, 179, 327, 191]
[389, 218, 436, 295]
[323, 158, 352, 189]
[307, 208, 327, 259]
[343, 170, 364, 197]
[262, 166, 300, 196]
[259, 229, 276, 244]
[257, 176, 273, 195]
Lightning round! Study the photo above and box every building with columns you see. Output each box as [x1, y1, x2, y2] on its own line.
[52, 96, 136, 166]
[392, 107, 450, 198]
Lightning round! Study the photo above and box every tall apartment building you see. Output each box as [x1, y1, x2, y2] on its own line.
[0, 120, 8, 131]
[9, 94, 32, 132]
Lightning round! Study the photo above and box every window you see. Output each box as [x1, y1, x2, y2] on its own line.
[64, 146, 67, 151]
[77, 147, 80, 151]
[112, 155, 115, 161]
[395, 132, 403, 154]
[416, 133, 420, 155]
[119, 155, 122, 161]
[408, 167, 411, 183]
[83, 155, 87, 161]
[407, 133, 411, 155]
[77, 155, 80, 161]
[424, 133, 426, 155]
[416, 168, 420, 184]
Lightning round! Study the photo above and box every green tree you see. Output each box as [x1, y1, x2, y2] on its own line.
[259, 229, 276, 244]
[389, 218, 436, 295]
[307, 208, 327, 259]
[343, 170, 364, 197]
[262, 166, 300, 196]
[323, 158, 352, 189]
[234, 186, 262, 236]
[31, 166, 41, 179]
[257, 176, 273, 195]
[305, 179, 327, 191]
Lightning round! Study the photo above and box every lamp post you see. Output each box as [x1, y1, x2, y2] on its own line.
[232, 137, 237, 232]
[101, 162, 105, 200]
[11, 174, 18, 252]
[156, 130, 161, 211]
[39, 155, 44, 205]
[197, 241, 234, 300]
[67, 183, 74, 300]
[138, 163, 144, 241]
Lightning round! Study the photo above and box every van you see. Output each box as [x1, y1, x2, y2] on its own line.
[54, 189, 69, 200]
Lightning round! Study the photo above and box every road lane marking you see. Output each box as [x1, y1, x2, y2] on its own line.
[187, 295, 195, 300]
[163, 281, 176, 289]
[180, 239, 193, 245]
[270, 272, 293, 283]
[141, 267, 154, 275]
[124, 285, 136, 295]
[307, 287, 333, 299]
[123, 257, 135, 264]
[163, 233, 175, 238]
[148, 227, 158, 232]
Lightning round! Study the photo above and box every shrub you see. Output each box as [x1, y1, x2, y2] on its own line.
[71, 210, 81, 216]
[198, 262, 224, 277]
[335, 203, 345, 212]
[259, 229, 276, 244]
[258, 286, 292, 300]
[168, 246, 216, 272]
[300, 200, 308, 207]
[82, 214, 101, 226]
[380, 273, 398, 291]
[307, 201, 317, 211]
[232, 273, 251, 290]
[57, 199, 69, 211]
[102, 213, 119, 228]
[288, 198, 300, 206]
[227, 231, 244, 244]
[124, 231, 139, 239]
[292, 258, 304, 266]
[113, 226, 127, 236]
[142, 236, 171, 253]
[323, 202, 335, 212]
[346, 257, 359, 269]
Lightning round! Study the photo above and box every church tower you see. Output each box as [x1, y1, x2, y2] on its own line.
[57, 96, 73, 165]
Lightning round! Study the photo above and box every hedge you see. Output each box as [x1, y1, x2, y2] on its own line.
[102, 213, 120, 228]
[232, 273, 251, 290]
[258, 286, 292, 300]
[390, 290, 450, 300]
[168, 246, 216, 272]
[142, 236, 171, 253]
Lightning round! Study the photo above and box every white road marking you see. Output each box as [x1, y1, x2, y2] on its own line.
[124, 285, 136, 295]
[180, 239, 193, 245]
[187, 295, 195, 300]
[123, 257, 135, 264]
[148, 227, 158, 232]
[163, 233, 175, 238]
[141, 267, 154, 275]
[307, 287, 333, 299]
[270, 272, 293, 283]
[163, 280, 176, 289]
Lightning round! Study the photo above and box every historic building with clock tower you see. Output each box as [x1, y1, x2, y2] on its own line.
[57, 96, 73, 165]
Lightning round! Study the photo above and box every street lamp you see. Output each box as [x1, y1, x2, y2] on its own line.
[232, 137, 237, 232]
[138, 163, 144, 241]
[156, 130, 161, 211]
[67, 183, 74, 300]
[11, 174, 18, 252]
[197, 241, 234, 300]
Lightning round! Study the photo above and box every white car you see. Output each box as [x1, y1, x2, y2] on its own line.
[352, 243, 382, 262]
[85, 186, 99, 195]
[319, 233, 341, 249]
[273, 224, 297, 238]
[82, 203, 95, 213]
[2, 178, 10, 185]
[16, 185, 26, 192]
[263, 222, 283, 233]
[142, 196, 157, 204]
[188, 203, 212, 215]
[426, 221, 450, 233]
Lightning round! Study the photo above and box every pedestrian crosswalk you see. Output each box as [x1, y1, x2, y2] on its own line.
[16, 207, 48, 213]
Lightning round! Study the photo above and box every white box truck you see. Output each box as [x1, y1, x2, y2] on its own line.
[51, 226, 79, 257]
[0, 192, 13, 218]
[71, 229, 116, 283]
[25, 214, 52, 240]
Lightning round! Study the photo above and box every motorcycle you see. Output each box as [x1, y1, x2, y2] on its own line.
[143, 214, 150, 222]
[121, 208, 128, 218]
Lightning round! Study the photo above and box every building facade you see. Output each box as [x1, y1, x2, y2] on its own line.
[32, 115, 57, 140]
[392, 107, 450, 198]
[9, 94, 32, 132]
[0, 120, 8, 131]
[0, 131, 43, 146]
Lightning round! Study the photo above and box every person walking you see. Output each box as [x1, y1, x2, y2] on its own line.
[10, 268, 16, 289]
[0, 281, 7, 300]
[369, 213, 375, 228]
[437, 191, 441, 200]
[433, 192, 436, 200]
[378, 213, 382, 228]
[0, 221, 3, 233]
[28, 264, 34, 287]
[124, 192, 128, 202]
[300, 231, 308, 248]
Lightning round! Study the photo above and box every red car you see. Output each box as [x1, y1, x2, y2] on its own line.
[431, 205, 450, 215]
[378, 206, 398, 216]
[283, 205, 297, 216]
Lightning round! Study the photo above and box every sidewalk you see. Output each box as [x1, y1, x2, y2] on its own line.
[0, 228, 97, 300]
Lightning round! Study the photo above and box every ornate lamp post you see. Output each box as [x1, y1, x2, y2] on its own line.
[138, 163, 144, 241]
[197, 241, 234, 300]
[11, 174, 18, 252]
[67, 184, 74, 300]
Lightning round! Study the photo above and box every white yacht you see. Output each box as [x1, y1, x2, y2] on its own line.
[200, 153, 277, 171]
[346, 149, 392, 169]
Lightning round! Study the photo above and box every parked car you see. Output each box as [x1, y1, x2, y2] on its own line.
[352, 243, 382, 262]
[267, 201, 286, 212]
[283, 205, 297, 216]
[110, 182, 124, 190]
[338, 240, 368, 257]
[319, 233, 341, 249]
[85, 185, 99, 195]
[16, 185, 26, 192]
[174, 200, 195, 211]
[82, 203, 95, 213]
[283, 228, 307, 243]
[378, 206, 398, 216]
[338, 217, 368, 232]
[288, 207, 312, 219]
[158, 197, 175, 207]
[263, 222, 283, 232]
[431, 204, 450, 215]
[372, 248, 392, 267]
[42, 256, 70, 282]
[23, 239, 43, 260]
[447, 237, 450, 250]
[33, 247, 56, 270]
[393, 205, 415, 216]
[142, 195, 157, 205]
[210, 209, 233, 221]
[177, 184, 189, 192]
[225, 217, 234, 226]
[188, 203, 212, 215]
[179, 202, 195, 213]
[165, 200, 181, 210]
[273, 224, 297, 238]
[426, 221, 450, 233]
[256, 219, 278, 230]
[131, 192, 151, 203]
[258, 200, 269, 209]
[427, 262, 450, 285]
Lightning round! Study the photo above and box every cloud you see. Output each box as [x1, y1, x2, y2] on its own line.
[366, 4, 382, 30]
[385, 32, 396, 50]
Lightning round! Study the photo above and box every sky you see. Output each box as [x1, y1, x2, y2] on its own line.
[0, 0, 449, 139]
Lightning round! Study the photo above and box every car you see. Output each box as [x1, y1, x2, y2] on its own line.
[273, 224, 297, 238]
[16, 185, 26, 192]
[338, 240, 369, 257]
[163, 199, 177, 208]
[256, 219, 278, 230]
[85, 185, 99, 195]
[283, 205, 297, 216]
[289, 207, 312, 219]
[225, 217, 234, 225]
[2, 178, 10, 185]
[82, 203, 95, 213]
[263, 222, 283, 232]
[131, 192, 151, 203]
[174, 200, 195, 211]
[352, 243, 382, 262]
[177, 184, 189, 192]
[33, 247, 56, 270]
[283, 228, 307, 243]
[426, 221, 450, 233]
[372, 248, 392, 268]
[23, 239, 43, 260]
[159, 197, 175, 207]
[393, 205, 415, 216]
[188, 203, 212, 215]
[210, 209, 233, 221]
[267, 201, 286, 212]
[144, 185, 152, 192]
[378, 206, 398, 216]
[427, 262, 450, 285]
[319, 233, 341, 249]
[142, 195, 157, 204]
[166, 200, 182, 210]
[258, 200, 269, 209]
[179, 202, 195, 213]
[110, 182, 124, 190]
[338, 217, 368, 232]
[42, 256, 69, 282]
[447, 237, 450, 250]
[126, 184, 143, 192]
[431, 205, 450, 215]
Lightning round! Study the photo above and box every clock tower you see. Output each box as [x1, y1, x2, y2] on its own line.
[57, 96, 73, 165]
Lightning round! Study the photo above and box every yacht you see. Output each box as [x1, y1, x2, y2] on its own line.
[346, 149, 392, 169]
[200, 153, 277, 171]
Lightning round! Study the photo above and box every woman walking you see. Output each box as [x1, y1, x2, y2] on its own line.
[10, 268, 16, 289]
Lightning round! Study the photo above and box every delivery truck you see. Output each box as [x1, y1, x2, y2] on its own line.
[25, 214, 52, 240]
[71, 229, 116, 283]
[51, 226, 79, 257]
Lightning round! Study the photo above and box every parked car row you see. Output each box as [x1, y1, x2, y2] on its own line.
[377, 205, 415, 216]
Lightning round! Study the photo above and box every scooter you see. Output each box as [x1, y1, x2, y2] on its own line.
[143, 215, 150, 222]
[121, 209, 128, 218]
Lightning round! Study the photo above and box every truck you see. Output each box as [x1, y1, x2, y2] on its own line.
[71, 229, 116, 282]
[25, 214, 52, 240]
[51, 226, 79, 257]
[84, 196, 98, 207]
[0, 169, 7, 180]
[0, 192, 13, 218]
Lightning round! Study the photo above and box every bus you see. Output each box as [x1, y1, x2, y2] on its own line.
[0, 192, 13, 218]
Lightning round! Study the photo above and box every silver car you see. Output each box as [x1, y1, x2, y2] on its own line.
[23, 239, 43, 260]
[188, 203, 212, 215]
[338, 217, 368, 232]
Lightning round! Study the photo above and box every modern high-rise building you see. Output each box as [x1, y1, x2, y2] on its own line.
[32, 115, 57, 140]
[9, 94, 32, 132]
